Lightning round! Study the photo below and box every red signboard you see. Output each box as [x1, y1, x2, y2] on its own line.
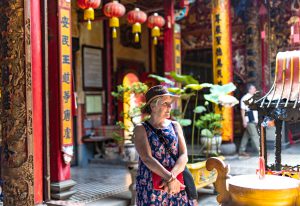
[58, 0, 73, 163]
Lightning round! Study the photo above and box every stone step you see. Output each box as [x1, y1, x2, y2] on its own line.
[47, 200, 84, 206]
[51, 190, 77, 201]
[86, 191, 131, 206]
[51, 180, 77, 192]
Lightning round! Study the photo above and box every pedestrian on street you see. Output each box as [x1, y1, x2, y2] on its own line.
[239, 84, 260, 156]
[134, 85, 196, 205]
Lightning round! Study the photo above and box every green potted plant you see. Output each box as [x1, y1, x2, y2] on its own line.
[195, 103, 222, 158]
[111, 81, 148, 205]
[111, 82, 148, 145]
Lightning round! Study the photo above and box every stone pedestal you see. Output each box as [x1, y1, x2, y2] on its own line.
[123, 143, 139, 205]
[127, 162, 138, 206]
[50, 180, 77, 200]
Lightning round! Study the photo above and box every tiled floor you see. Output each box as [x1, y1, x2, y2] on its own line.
[227, 143, 300, 175]
[84, 190, 218, 206]
[70, 163, 219, 205]
[67, 143, 300, 205]
[70, 164, 131, 203]
[71, 164, 131, 185]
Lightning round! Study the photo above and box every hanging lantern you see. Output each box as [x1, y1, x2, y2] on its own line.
[127, 8, 147, 43]
[77, 0, 101, 30]
[147, 13, 165, 45]
[103, 1, 126, 39]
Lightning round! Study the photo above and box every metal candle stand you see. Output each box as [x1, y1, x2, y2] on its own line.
[247, 51, 300, 174]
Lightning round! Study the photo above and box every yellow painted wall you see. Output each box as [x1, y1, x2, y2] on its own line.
[74, 12, 150, 104]
[113, 18, 150, 71]
[80, 22, 104, 47]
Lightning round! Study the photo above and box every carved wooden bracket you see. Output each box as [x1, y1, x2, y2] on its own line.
[206, 157, 231, 205]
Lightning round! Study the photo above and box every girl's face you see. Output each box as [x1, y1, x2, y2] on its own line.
[151, 96, 174, 118]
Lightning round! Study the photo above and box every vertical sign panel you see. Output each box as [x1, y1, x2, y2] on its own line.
[174, 24, 182, 109]
[174, 24, 181, 75]
[212, 0, 233, 141]
[59, 0, 73, 162]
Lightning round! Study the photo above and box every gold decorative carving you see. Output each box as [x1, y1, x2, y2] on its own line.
[2, 177, 30, 206]
[21, 155, 34, 186]
[245, 1, 262, 86]
[2, 138, 27, 168]
[25, 18, 31, 45]
[0, 0, 34, 205]
[206, 157, 231, 204]
[26, 62, 32, 92]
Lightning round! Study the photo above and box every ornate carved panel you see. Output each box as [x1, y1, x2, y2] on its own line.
[0, 0, 34, 205]
[245, 1, 262, 86]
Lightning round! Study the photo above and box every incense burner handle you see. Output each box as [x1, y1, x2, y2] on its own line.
[206, 157, 231, 204]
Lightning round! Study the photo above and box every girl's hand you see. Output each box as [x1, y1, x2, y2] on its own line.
[159, 181, 169, 193]
[167, 178, 185, 194]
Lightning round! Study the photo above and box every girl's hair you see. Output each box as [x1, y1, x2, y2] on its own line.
[143, 97, 162, 114]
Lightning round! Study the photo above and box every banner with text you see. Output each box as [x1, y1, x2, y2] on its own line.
[212, 0, 233, 141]
[59, 0, 73, 163]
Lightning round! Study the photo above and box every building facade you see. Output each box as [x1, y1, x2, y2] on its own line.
[0, 0, 298, 205]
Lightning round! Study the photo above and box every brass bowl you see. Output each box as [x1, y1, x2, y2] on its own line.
[228, 175, 300, 206]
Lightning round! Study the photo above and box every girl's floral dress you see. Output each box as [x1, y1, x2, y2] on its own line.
[136, 122, 194, 206]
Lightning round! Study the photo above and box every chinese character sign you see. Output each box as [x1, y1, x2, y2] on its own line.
[59, 0, 73, 149]
[212, 0, 233, 141]
[174, 24, 181, 75]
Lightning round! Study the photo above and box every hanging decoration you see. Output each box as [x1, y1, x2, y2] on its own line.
[175, 0, 195, 21]
[103, 0, 126, 39]
[77, 0, 101, 30]
[127, 8, 147, 43]
[147, 13, 165, 45]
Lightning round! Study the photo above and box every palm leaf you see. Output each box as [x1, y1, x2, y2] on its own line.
[210, 82, 236, 95]
[177, 119, 192, 127]
[148, 74, 175, 86]
[169, 71, 199, 84]
[184, 84, 204, 91]
[193, 106, 206, 113]
[201, 129, 213, 138]
[184, 83, 213, 91]
[168, 87, 183, 94]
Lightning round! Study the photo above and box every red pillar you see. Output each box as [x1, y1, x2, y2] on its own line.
[164, 0, 175, 74]
[48, 0, 75, 198]
[104, 19, 114, 124]
[31, 0, 44, 203]
[48, 0, 70, 182]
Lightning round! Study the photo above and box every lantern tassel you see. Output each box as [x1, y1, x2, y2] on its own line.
[134, 33, 139, 43]
[153, 37, 158, 45]
[112, 28, 117, 38]
[110, 17, 120, 28]
[87, 20, 92, 30]
[84, 8, 95, 21]
[132, 23, 141, 33]
[152, 26, 160, 37]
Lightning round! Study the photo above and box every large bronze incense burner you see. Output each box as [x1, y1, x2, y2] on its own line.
[206, 51, 300, 205]
[207, 157, 300, 206]
[252, 51, 300, 172]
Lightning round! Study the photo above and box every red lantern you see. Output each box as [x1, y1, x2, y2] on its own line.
[103, 1, 126, 39]
[147, 13, 165, 45]
[127, 8, 147, 43]
[77, 0, 101, 30]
